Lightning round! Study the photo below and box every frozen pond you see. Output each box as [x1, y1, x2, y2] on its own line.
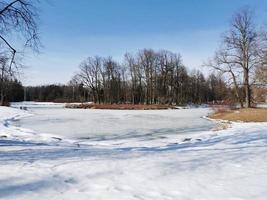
[11, 105, 214, 140]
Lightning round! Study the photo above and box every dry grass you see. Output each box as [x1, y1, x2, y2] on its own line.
[66, 103, 176, 110]
[211, 122, 231, 131]
[210, 108, 267, 122]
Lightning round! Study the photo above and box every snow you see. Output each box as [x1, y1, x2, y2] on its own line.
[1, 104, 267, 199]
[11, 101, 66, 108]
[257, 103, 267, 108]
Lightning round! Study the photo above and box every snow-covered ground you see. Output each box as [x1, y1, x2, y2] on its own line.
[11, 101, 66, 108]
[1, 103, 267, 200]
[257, 103, 267, 108]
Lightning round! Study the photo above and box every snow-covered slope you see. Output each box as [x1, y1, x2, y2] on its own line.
[0, 106, 32, 139]
[0, 106, 69, 143]
[0, 106, 267, 200]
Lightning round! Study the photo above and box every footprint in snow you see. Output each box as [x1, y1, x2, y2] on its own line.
[183, 138, 192, 142]
[64, 178, 76, 184]
[51, 137, 62, 141]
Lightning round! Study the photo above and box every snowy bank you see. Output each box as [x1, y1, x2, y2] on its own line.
[11, 101, 66, 109]
[257, 103, 267, 108]
[0, 106, 72, 143]
[0, 106, 267, 200]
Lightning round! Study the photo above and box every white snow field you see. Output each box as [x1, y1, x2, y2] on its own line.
[0, 103, 267, 200]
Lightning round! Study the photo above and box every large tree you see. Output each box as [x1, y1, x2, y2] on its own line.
[0, 0, 40, 104]
[207, 7, 261, 108]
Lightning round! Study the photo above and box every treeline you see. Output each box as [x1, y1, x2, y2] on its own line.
[18, 43, 265, 104]
[5, 49, 240, 105]
[25, 84, 87, 102]
[64, 49, 231, 105]
[24, 73, 230, 105]
[23, 49, 233, 104]
[24, 73, 230, 104]
[0, 79, 24, 103]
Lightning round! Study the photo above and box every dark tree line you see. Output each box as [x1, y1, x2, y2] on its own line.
[25, 84, 87, 102]
[1, 79, 24, 103]
[23, 49, 232, 104]
[23, 56, 230, 105]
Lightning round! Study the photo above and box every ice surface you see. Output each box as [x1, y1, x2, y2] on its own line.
[11, 106, 214, 141]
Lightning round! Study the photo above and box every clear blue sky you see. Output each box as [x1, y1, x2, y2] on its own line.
[21, 0, 267, 86]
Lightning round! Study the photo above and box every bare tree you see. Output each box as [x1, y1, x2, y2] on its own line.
[138, 49, 157, 104]
[124, 53, 144, 104]
[225, 8, 261, 107]
[0, 0, 40, 68]
[103, 57, 122, 104]
[125, 53, 138, 103]
[206, 7, 261, 108]
[205, 49, 244, 107]
[77, 56, 103, 103]
[0, 0, 40, 104]
[157, 51, 185, 104]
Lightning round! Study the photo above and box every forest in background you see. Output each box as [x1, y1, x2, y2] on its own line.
[8, 46, 265, 105]
[22, 50, 231, 105]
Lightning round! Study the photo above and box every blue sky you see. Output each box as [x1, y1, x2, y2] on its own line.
[20, 0, 267, 85]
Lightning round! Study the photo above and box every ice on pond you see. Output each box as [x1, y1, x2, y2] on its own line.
[11, 106, 214, 141]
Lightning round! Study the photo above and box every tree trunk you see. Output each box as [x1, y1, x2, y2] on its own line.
[244, 68, 251, 108]
[230, 70, 244, 108]
[0, 88, 4, 106]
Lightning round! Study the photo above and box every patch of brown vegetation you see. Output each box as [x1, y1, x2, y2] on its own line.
[66, 103, 176, 110]
[211, 122, 231, 131]
[210, 108, 267, 122]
